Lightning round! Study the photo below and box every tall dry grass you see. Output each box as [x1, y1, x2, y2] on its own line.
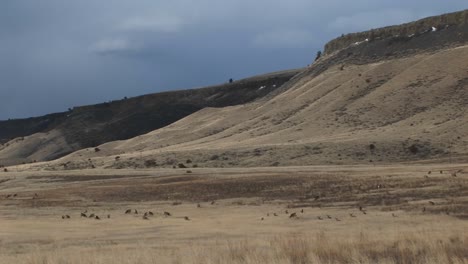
[193, 231, 468, 264]
[4, 231, 467, 264]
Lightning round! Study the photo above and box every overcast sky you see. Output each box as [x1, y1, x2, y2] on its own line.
[1, 1, 467, 120]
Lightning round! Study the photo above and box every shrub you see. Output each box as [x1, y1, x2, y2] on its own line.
[94, 147, 101, 152]
[315, 50, 322, 61]
[408, 144, 419, 154]
[178, 163, 187, 169]
[144, 159, 157, 167]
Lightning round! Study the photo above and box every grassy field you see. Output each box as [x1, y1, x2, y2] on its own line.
[0, 164, 467, 263]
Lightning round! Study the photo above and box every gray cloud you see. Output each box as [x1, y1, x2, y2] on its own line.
[253, 29, 316, 48]
[120, 15, 184, 33]
[91, 38, 139, 54]
[1, 1, 467, 120]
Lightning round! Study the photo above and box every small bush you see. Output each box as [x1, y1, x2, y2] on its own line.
[178, 163, 187, 169]
[271, 162, 280, 167]
[144, 159, 157, 167]
[186, 159, 192, 164]
[408, 144, 419, 154]
[94, 147, 101, 152]
[315, 50, 322, 61]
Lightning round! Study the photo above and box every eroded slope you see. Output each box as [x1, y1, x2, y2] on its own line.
[37, 44, 468, 170]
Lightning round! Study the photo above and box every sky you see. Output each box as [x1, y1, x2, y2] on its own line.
[1, 1, 467, 120]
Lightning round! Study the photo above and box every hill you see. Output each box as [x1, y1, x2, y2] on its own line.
[4, 9, 468, 171]
[33, 10, 468, 171]
[0, 69, 301, 166]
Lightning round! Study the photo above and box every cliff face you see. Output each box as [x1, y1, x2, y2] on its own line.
[324, 9, 468, 55]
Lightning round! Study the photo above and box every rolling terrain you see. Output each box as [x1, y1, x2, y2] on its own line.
[2, 11, 468, 170]
[21, 16, 467, 171]
[0, 69, 301, 166]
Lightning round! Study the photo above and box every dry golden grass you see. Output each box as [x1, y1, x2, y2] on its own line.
[2, 230, 467, 264]
[194, 231, 468, 264]
[0, 164, 467, 263]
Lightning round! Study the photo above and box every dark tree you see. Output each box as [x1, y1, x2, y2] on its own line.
[315, 51, 322, 61]
[229, 78, 233, 83]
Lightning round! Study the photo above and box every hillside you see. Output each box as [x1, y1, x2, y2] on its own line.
[0, 69, 301, 166]
[26, 10, 467, 171]
[3, 10, 468, 171]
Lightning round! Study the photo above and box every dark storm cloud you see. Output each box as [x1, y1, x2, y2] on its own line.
[1, 0, 467, 119]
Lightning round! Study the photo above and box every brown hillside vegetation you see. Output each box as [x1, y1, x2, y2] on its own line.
[0, 69, 300, 166]
[325, 9, 468, 54]
[34, 29, 468, 170]
[1, 11, 468, 170]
